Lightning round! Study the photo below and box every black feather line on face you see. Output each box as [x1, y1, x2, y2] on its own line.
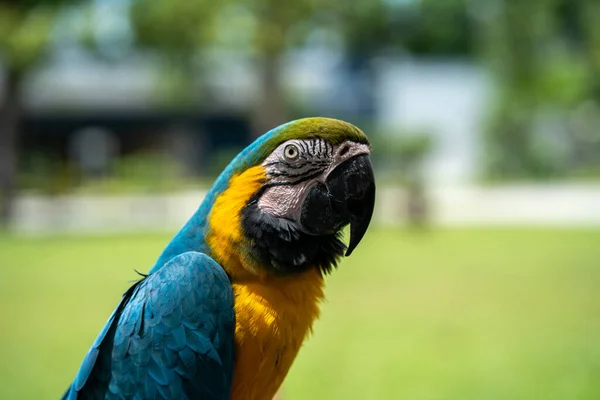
[268, 165, 322, 179]
[241, 196, 346, 276]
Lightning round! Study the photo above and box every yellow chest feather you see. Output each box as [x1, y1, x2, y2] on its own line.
[230, 269, 324, 400]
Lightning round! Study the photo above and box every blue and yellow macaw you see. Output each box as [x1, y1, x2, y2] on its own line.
[62, 117, 376, 400]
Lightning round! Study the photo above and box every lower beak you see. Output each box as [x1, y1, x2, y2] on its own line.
[300, 154, 376, 256]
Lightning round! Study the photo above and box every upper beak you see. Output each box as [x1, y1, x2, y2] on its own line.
[326, 154, 376, 256]
[300, 154, 376, 256]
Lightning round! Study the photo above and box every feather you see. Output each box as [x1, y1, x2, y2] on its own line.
[62, 252, 235, 399]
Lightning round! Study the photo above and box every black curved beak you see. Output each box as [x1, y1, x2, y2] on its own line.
[300, 154, 376, 256]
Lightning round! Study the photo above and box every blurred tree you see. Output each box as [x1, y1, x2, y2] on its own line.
[476, 0, 560, 179]
[337, 0, 473, 58]
[476, 0, 600, 180]
[129, 0, 323, 136]
[395, 134, 434, 227]
[126, 0, 477, 139]
[128, 0, 222, 106]
[215, 0, 329, 136]
[244, 0, 474, 134]
[326, 0, 474, 123]
[0, 0, 82, 226]
[247, 0, 321, 136]
[375, 131, 434, 227]
[578, 0, 600, 99]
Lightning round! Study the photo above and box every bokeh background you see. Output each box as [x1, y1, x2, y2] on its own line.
[1, 0, 600, 399]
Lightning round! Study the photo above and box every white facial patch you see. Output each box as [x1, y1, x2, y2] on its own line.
[257, 182, 312, 218]
[257, 139, 370, 220]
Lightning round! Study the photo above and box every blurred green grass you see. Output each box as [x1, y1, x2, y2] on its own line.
[0, 228, 599, 399]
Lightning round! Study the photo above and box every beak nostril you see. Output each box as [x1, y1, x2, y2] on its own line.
[338, 145, 350, 157]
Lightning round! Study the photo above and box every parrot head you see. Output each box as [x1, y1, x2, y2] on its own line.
[153, 117, 376, 278]
[228, 117, 375, 275]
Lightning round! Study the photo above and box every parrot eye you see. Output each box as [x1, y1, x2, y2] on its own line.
[283, 144, 300, 161]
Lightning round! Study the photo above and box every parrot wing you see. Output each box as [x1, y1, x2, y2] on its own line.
[62, 251, 235, 400]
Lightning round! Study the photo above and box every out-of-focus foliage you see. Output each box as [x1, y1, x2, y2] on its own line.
[0, 0, 79, 70]
[333, 0, 473, 57]
[130, 0, 219, 56]
[205, 147, 243, 178]
[126, 0, 226, 106]
[126, 0, 327, 118]
[375, 132, 434, 182]
[0, 0, 83, 227]
[0, 6, 53, 70]
[19, 151, 204, 195]
[478, 0, 600, 180]
[373, 131, 434, 226]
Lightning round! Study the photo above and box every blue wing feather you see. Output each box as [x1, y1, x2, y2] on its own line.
[62, 252, 235, 400]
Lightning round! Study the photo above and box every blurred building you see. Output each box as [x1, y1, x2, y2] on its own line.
[375, 58, 492, 185]
[15, 48, 250, 181]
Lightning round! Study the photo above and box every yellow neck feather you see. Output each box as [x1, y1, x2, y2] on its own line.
[231, 269, 324, 400]
[207, 165, 266, 281]
[206, 165, 326, 400]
